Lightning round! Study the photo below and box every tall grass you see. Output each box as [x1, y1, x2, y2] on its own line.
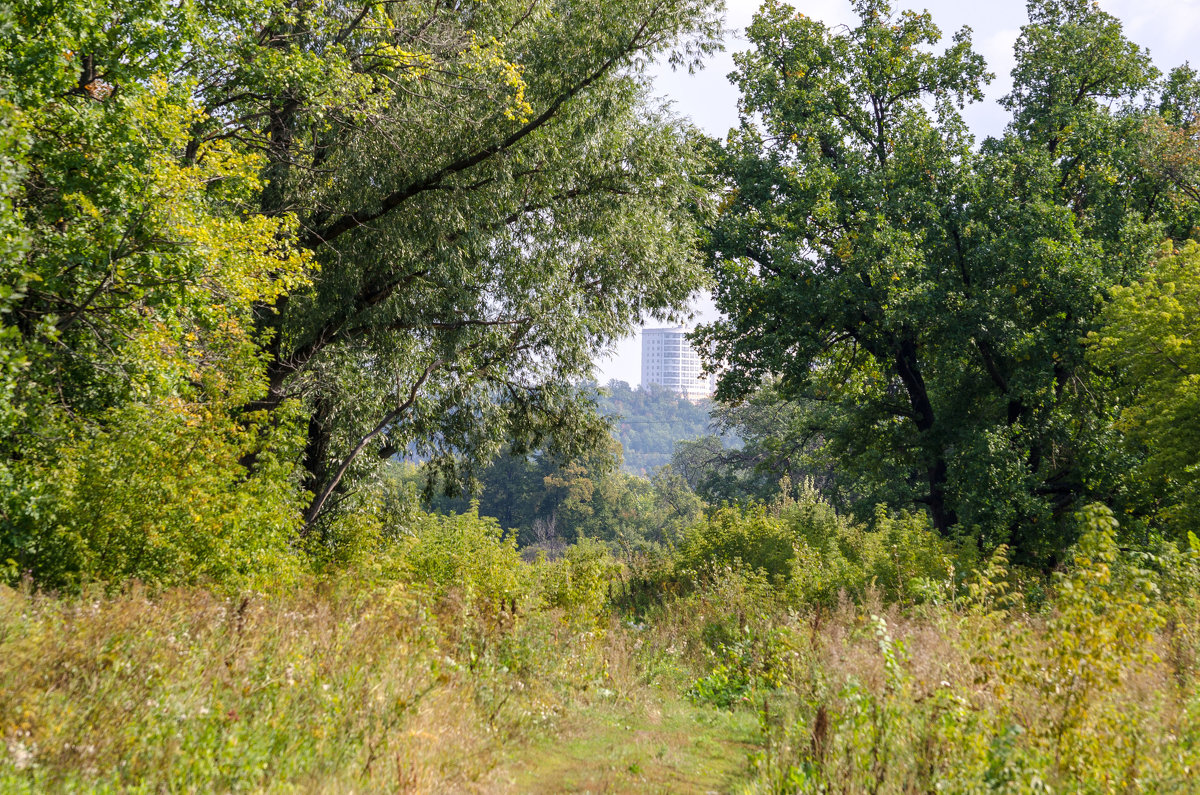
[670, 505, 1200, 793]
[3, 497, 1200, 792]
[0, 512, 631, 792]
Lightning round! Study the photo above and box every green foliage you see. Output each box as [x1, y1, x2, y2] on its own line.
[0, 90, 31, 520]
[430, 435, 622, 547]
[788, 505, 962, 608]
[431, 427, 705, 550]
[1153, 532, 1200, 692]
[699, 0, 1197, 560]
[535, 537, 620, 619]
[672, 382, 835, 507]
[295, 460, 427, 573]
[1039, 504, 1163, 777]
[731, 504, 1200, 793]
[2, 495, 1200, 791]
[185, 0, 727, 530]
[0, 0, 727, 589]
[677, 506, 798, 585]
[0, 0, 316, 588]
[423, 473, 635, 619]
[5, 402, 305, 591]
[6, 0, 1200, 785]
[360, 501, 619, 622]
[687, 626, 789, 710]
[1090, 242, 1200, 537]
[676, 484, 959, 607]
[598, 380, 718, 474]
[0, 118, 311, 589]
[387, 507, 525, 608]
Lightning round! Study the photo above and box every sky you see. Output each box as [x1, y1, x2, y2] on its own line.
[593, 0, 1200, 387]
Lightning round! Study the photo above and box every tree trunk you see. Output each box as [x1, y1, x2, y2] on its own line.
[892, 338, 957, 535]
[302, 395, 333, 503]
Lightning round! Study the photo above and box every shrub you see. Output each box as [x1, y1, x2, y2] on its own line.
[2, 401, 306, 592]
[676, 506, 797, 585]
[744, 503, 1191, 793]
[687, 624, 790, 709]
[676, 485, 959, 608]
[787, 505, 962, 606]
[535, 537, 620, 620]
[386, 506, 524, 608]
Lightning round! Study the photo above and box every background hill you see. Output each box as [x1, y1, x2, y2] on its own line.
[596, 381, 720, 473]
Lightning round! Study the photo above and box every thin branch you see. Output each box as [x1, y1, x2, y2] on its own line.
[302, 357, 442, 530]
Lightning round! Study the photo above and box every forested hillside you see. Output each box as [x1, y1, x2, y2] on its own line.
[4, 0, 1200, 791]
[598, 380, 719, 473]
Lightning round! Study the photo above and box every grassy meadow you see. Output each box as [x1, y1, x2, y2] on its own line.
[3, 497, 1199, 792]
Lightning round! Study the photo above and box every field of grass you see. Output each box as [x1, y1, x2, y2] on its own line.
[3, 503, 1200, 792]
[0, 576, 760, 793]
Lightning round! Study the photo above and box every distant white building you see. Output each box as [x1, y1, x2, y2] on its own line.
[641, 326, 714, 400]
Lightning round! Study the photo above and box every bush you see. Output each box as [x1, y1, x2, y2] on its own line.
[2, 401, 306, 592]
[675, 485, 960, 608]
[744, 504, 1197, 793]
[787, 504, 962, 606]
[385, 506, 524, 608]
[535, 537, 620, 620]
[677, 506, 797, 585]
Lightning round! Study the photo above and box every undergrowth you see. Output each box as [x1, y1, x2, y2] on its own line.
[2, 494, 1199, 792]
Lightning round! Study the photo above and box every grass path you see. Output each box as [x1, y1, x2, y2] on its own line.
[490, 685, 759, 793]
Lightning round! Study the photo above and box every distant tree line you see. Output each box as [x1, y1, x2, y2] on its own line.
[597, 380, 722, 473]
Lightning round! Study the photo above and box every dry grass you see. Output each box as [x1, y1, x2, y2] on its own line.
[0, 579, 630, 792]
[720, 571, 1200, 793]
[0, 574, 762, 793]
[3, 515, 1200, 793]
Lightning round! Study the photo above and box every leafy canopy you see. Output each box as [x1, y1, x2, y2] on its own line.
[699, 0, 1197, 561]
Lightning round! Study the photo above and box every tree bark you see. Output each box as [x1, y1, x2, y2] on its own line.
[301, 360, 440, 532]
[892, 338, 956, 534]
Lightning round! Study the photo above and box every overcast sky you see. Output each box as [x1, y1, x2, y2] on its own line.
[593, 0, 1200, 387]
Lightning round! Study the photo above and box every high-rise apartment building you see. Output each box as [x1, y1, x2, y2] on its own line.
[640, 326, 713, 400]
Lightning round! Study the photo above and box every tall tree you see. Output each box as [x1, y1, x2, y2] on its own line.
[178, 0, 726, 532]
[699, 0, 1195, 560]
[0, 0, 725, 583]
[1, 0, 315, 585]
[2, 0, 725, 536]
[1090, 242, 1200, 539]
